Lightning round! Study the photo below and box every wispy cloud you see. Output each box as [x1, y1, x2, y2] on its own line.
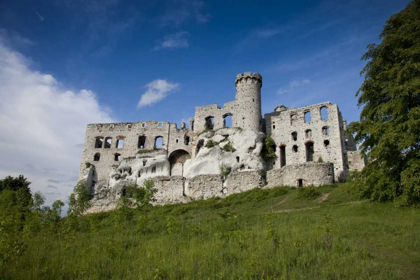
[277, 79, 310, 95]
[34, 11, 45, 22]
[137, 79, 179, 108]
[154, 31, 189, 50]
[0, 28, 34, 48]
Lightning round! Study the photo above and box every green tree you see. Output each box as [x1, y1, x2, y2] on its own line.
[68, 180, 92, 217]
[0, 175, 32, 208]
[349, 0, 420, 205]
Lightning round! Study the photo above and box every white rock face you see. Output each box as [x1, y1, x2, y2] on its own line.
[184, 128, 265, 178]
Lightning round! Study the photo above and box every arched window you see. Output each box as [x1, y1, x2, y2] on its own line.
[305, 142, 314, 162]
[93, 153, 100, 161]
[116, 137, 124, 148]
[205, 116, 214, 130]
[155, 136, 163, 149]
[291, 132, 297, 141]
[322, 126, 330, 135]
[304, 111, 311, 123]
[138, 136, 146, 149]
[104, 137, 112, 149]
[114, 153, 121, 162]
[292, 145, 298, 153]
[320, 107, 328, 120]
[223, 114, 232, 128]
[95, 137, 104, 148]
[184, 135, 190, 145]
[280, 145, 286, 167]
[305, 129, 312, 138]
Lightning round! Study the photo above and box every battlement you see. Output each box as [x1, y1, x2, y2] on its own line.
[235, 72, 262, 87]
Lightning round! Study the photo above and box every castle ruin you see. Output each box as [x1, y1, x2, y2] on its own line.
[78, 72, 365, 213]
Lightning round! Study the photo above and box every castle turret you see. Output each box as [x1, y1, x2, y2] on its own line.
[234, 72, 262, 131]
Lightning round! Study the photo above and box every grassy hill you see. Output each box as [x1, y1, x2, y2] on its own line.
[2, 183, 420, 279]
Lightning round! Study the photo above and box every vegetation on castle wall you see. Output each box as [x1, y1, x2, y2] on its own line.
[205, 140, 218, 148]
[261, 135, 276, 160]
[222, 142, 236, 152]
[348, 0, 420, 206]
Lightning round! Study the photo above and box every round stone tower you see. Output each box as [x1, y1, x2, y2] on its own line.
[234, 72, 262, 131]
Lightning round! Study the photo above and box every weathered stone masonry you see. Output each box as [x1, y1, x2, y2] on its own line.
[79, 72, 365, 213]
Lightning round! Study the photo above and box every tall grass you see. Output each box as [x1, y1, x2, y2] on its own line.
[2, 184, 419, 279]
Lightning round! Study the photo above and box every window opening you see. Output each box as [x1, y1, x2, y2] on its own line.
[184, 135, 190, 145]
[142, 123, 146, 128]
[322, 126, 330, 135]
[158, 122, 163, 128]
[93, 153, 100, 161]
[138, 136, 146, 149]
[223, 114, 232, 128]
[155, 136, 163, 149]
[305, 129, 312, 138]
[205, 116, 214, 130]
[304, 111, 311, 123]
[104, 137, 112, 149]
[293, 145, 298, 153]
[116, 138, 124, 148]
[305, 142, 314, 162]
[280, 145, 286, 167]
[320, 107, 328, 120]
[95, 137, 103, 148]
[114, 153, 121, 162]
[324, 140, 330, 147]
[151, 166, 156, 173]
[236, 156, 240, 163]
[291, 132, 297, 141]
[143, 160, 147, 166]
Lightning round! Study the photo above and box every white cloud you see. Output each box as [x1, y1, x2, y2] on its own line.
[137, 79, 179, 108]
[0, 38, 115, 211]
[154, 31, 189, 50]
[277, 79, 311, 95]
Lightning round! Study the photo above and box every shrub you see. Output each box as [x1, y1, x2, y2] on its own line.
[205, 140, 218, 148]
[220, 164, 232, 177]
[222, 142, 236, 152]
[261, 136, 276, 160]
[296, 186, 321, 200]
[318, 157, 324, 163]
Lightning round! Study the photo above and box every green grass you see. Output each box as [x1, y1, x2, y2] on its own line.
[2, 183, 420, 279]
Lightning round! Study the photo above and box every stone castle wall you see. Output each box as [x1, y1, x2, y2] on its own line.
[265, 102, 347, 180]
[266, 162, 334, 188]
[79, 121, 193, 186]
[79, 71, 364, 214]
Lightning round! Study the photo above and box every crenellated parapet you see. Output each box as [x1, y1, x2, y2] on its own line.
[235, 72, 262, 88]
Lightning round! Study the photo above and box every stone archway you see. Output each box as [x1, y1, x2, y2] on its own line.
[169, 149, 191, 176]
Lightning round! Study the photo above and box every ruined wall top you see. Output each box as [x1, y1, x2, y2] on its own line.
[235, 72, 262, 88]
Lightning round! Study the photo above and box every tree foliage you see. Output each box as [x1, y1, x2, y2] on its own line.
[68, 180, 92, 217]
[261, 135, 276, 160]
[349, 0, 420, 205]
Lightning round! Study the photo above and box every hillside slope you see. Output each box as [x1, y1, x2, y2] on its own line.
[2, 184, 420, 279]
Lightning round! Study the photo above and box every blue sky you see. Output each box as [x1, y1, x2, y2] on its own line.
[0, 0, 410, 208]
